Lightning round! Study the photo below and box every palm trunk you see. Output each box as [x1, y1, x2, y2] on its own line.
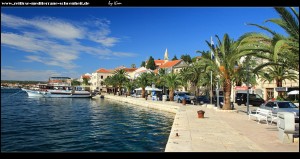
[142, 87, 145, 98]
[223, 78, 232, 110]
[169, 89, 174, 101]
[276, 79, 283, 98]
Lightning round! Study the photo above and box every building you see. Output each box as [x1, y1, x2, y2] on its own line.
[78, 73, 92, 85]
[48, 77, 72, 86]
[90, 68, 113, 92]
[232, 57, 299, 101]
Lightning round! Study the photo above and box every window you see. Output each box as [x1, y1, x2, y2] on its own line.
[266, 88, 274, 100]
[101, 82, 104, 86]
[265, 102, 274, 108]
[101, 76, 103, 79]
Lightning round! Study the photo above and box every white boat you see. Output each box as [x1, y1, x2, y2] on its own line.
[21, 77, 92, 98]
[22, 86, 91, 98]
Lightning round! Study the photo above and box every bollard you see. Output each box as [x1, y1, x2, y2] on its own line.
[197, 110, 205, 118]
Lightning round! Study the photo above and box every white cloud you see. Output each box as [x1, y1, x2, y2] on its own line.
[32, 17, 84, 40]
[1, 68, 61, 81]
[1, 33, 46, 52]
[95, 37, 119, 47]
[1, 68, 82, 81]
[1, 12, 138, 76]
[1, 13, 29, 28]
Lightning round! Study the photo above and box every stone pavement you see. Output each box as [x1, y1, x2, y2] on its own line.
[100, 94, 299, 152]
[165, 105, 299, 152]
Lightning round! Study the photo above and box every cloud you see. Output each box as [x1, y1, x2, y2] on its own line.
[1, 68, 82, 81]
[1, 68, 61, 81]
[1, 12, 138, 80]
[33, 17, 84, 40]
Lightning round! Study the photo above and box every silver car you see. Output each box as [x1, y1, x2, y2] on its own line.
[260, 100, 299, 119]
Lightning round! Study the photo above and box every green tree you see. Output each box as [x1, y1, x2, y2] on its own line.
[104, 76, 118, 95]
[141, 61, 146, 67]
[178, 67, 189, 91]
[164, 73, 181, 101]
[124, 80, 135, 96]
[136, 72, 153, 98]
[203, 34, 256, 110]
[114, 69, 129, 95]
[131, 64, 136, 68]
[71, 80, 81, 86]
[82, 78, 89, 85]
[146, 56, 156, 70]
[247, 7, 299, 71]
[172, 55, 178, 60]
[180, 54, 192, 64]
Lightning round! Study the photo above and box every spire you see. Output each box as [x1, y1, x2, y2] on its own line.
[164, 48, 169, 61]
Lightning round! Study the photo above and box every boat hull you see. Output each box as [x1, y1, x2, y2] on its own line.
[21, 88, 91, 98]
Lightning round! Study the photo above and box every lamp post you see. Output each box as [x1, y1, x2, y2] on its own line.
[246, 56, 250, 115]
[216, 75, 220, 109]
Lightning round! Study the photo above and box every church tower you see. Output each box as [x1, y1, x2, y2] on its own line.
[164, 48, 169, 63]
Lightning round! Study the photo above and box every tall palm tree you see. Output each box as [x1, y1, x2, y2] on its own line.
[204, 34, 256, 110]
[114, 69, 129, 95]
[164, 73, 181, 101]
[156, 68, 167, 94]
[124, 80, 135, 96]
[178, 67, 190, 92]
[136, 72, 153, 98]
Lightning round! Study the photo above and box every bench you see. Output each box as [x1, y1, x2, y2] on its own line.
[248, 108, 272, 124]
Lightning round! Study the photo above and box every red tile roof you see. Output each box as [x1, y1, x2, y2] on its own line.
[160, 60, 182, 68]
[96, 68, 112, 73]
[82, 75, 91, 79]
[123, 68, 138, 72]
[154, 60, 165, 66]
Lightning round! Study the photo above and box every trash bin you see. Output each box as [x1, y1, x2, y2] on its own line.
[197, 110, 205, 118]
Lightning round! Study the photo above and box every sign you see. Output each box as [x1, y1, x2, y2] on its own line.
[235, 86, 248, 90]
[275, 87, 287, 92]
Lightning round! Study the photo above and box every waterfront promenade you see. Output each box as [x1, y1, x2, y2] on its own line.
[102, 94, 299, 152]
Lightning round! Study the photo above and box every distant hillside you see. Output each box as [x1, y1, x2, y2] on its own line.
[1, 80, 47, 85]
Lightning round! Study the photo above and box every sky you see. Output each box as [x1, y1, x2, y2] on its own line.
[1, 7, 296, 81]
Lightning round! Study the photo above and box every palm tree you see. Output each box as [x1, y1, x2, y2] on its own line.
[239, 32, 299, 98]
[247, 7, 299, 71]
[136, 72, 152, 98]
[114, 69, 129, 95]
[103, 76, 118, 95]
[204, 34, 257, 110]
[164, 73, 181, 101]
[178, 67, 190, 92]
[157, 68, 167, 94]
[124, 80, 135, 96]
[187, 62, 206, 96]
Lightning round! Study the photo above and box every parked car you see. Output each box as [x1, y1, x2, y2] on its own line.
[192, 95, 210, 105]
[236, 93, 265, 106]
[260, 100, 299, 121]
[174, 92, 191, 103]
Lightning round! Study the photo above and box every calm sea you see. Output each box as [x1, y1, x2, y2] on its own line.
[1, 90, 175, 152]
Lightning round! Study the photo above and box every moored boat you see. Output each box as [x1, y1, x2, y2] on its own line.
[21, 77, 92, 98]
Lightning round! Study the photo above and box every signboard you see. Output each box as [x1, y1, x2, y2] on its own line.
[235, 86, 248, 90]
[275, 87, 287, 92]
